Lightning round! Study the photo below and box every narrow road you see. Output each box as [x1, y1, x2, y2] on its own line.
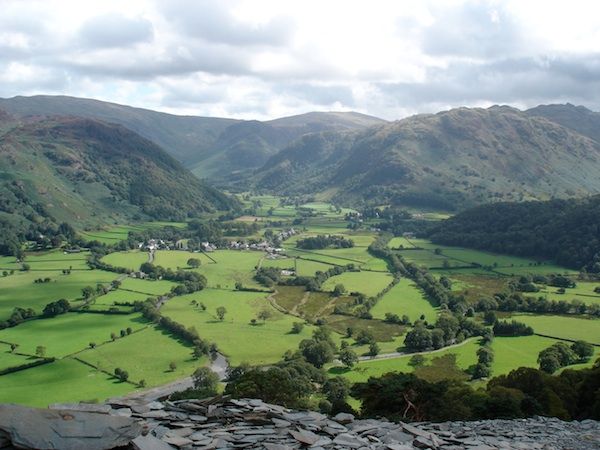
[356, 337, 477, 362]
[109, 352, 230, 404]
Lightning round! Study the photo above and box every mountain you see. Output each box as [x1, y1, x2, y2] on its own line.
[0, 96, 385, 179]
[0, 95, 239, 167]
[250, 105, 600, 210]
[0, 113, 238, 232]
[428, 195, 600, 272]
[526, 103, 600, 143]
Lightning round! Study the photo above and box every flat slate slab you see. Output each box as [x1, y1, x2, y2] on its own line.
[0, 404, 142, 450]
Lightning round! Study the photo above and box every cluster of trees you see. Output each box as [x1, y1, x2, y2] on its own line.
[138, 263, 207, 295]
[428, 196, 600, 272]
[403, 313, 486, 352]
[490, 292, 600, 317]
[538, 341, 594, 374]
[492, 320, 534, 337]
[296, 235, 354, 250]
[0, 307, 36, 329]
[472, 337, 495, 379]
[42, 299, 70, 317]
[351, 362, 600, 422]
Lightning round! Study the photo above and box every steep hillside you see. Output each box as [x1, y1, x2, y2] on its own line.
[0, 95, 239, 167]
[0, 114, 238, 230]
[251, 106, 600, 209]
[0, 96, 385, 179]
[195, 112, 385, 179]
[527, 103, 600, 143]
[428, 196, 600, 272]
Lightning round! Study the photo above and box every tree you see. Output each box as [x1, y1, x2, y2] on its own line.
[257, 309, 272, 322]
[408, 354, 426, 367]
[89, 342, 96, 349]
[216, 306, 227, 321]
[477, 346, 495, 366]
[431, 328, 445, 349]
[300, 339, 335, 368]
[368, 342, 380, 357]
[192, 367, 220, 396]
[323, 376, 350, 404]
[187, 258, 201, 268]
[571, 340, 594, 361]
[291, 322, 304, 334]
[339, 348, 358, 369]
[35, 346, 46, 358]
[82, 286, 95, 300]
[111, 280, 121, 289]
[10, 343, 18, 353]
[333, 284, 345, 297]
[403, 326, 432, 352]
[472, 362, 491, 379]
[169, 361, 177, 371]
[110, 332, 117, 341]
[114, 368, 129, 382]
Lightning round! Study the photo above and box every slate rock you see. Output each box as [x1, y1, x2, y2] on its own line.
[132, 434, 176, 450]
[0, 404, 142, 450]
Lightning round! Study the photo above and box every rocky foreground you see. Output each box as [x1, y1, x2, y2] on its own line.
[0, 397, 599, 450]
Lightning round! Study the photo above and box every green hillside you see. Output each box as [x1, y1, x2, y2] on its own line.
[0, 96, 385, 180]
[0, 114, 238, 233]
[251, 105, 600, 209]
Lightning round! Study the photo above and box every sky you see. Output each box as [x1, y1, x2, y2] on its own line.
[1, 0, 600, 120]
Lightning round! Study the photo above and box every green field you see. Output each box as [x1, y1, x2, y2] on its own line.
[535, 281, 600, 305]
[119, 278, 177, 296]
[0, 345, 33, 371]
[490, 335, 559, 376]
[321, 271, 393, 297]
[259, 256, 342, 277]
[0, 313, 147, 357]
[161, 289, 315, 365]
[0, 358, 133, 407]
[0, 269, 116, 320]
[0, 250, 90, 271]
[370, 278, 438, 323]
[78, 326, 207, 386]
[333, 338, 480, 383]
[154, 250, 263, 290]
[512, 315, 600, 345]
[94, 289, 149, 306]
[387, 237, 416, 249]
[101, 251, 148, 271]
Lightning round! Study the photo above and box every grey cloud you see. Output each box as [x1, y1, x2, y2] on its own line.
[376, 53, 600, 110]
[63, 40, 252, 79]
[158, 0, 294, 47]
[78, 13, 154, 48]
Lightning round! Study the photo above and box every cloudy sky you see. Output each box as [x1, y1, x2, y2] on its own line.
[1, 0, 600, 120]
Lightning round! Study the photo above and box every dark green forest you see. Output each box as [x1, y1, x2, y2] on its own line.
[428, 196, 600, 272]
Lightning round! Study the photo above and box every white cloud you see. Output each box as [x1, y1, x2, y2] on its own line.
[0, 0, 600, 119]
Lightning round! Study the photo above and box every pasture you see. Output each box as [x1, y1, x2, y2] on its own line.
[0, 269, 116, 320]
[321, 271, 393, 297]
[161, 289, 315, 366]
[101, 251, 148, 271]
[512, 315, 600, 345]
[0, 313, 147, 357]
[118, 278, 177, 296]
[0, 358, 133, 407]
[370, 278, 438, 323]
[154, 250, 263, 290]
[78, 326, 206, 387]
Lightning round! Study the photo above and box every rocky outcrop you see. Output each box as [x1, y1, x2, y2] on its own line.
[0, 397, 599, 449]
